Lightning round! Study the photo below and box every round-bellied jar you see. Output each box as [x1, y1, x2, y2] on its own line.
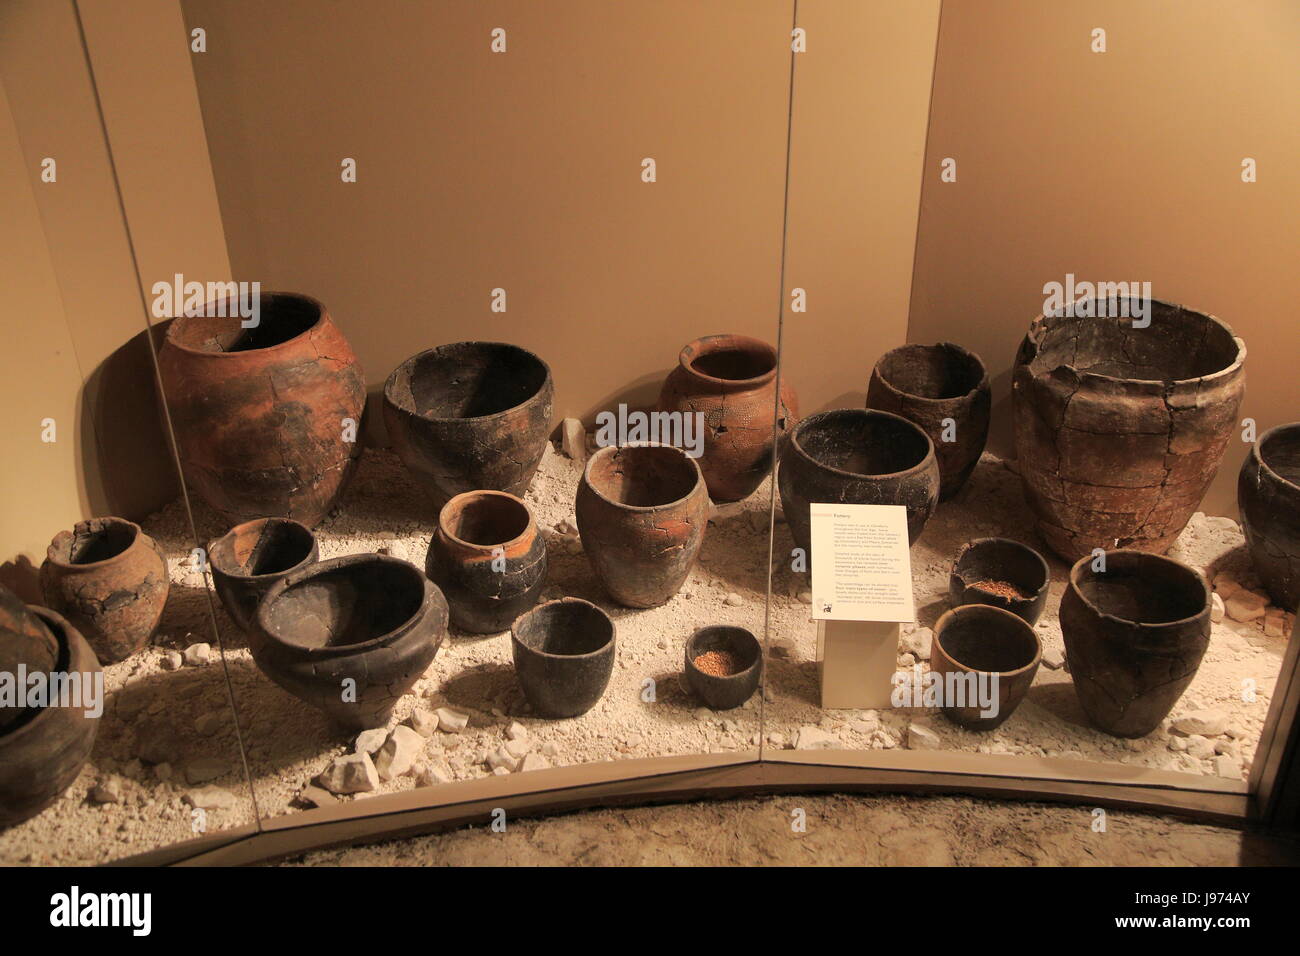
[426, 490, 547, 633]
[39, 517, 169, 664]
[383, 342, 554, 508]
[867, 342, 990, 500]
[1238, 423, 1300, 612]
[948, 537, 1051, 625]
[157, 292, 367, 528]
[658, 334, 798, 502]
[777, 408, 940, 563]
[1060, 550, 1211, 738]
[511, 598, 615, 718]
[253, 554, 448, 731]
[575, 443, 709, 608]
[1012, 298, 1245, 561]
[208, 517, 319, 632]
[930, 604, 1041, 730]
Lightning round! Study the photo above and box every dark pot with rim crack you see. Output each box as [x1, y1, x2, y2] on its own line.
[208, 517, 319, 632]
[948, 537, 1051, 625]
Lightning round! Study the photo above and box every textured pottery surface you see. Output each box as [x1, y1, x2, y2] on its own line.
[0, 586, 58, 733]
[684, 625, 762, 711]
[777, 408, 940, 562]
[1012, 299, 1245, 561]
[930, 604, 1041, 730]
[254, 554, 447, 731]
[209, 517, 319, 632]
[511, 598, 615, 718]
[575, 444, 709, 608]
[1238, 423, 1300, 612]
[658, 334, 798, 502]
[948, 537, 1051, 625]
[0, 605, 101, 829]
[867, 342, 989, 501]
[384, 342, 553, 508]
[427, 490, 547, 633]
[1060, 550, 1211, 738]
[158, 293, 365, 527]
[39, 517, 169, 664]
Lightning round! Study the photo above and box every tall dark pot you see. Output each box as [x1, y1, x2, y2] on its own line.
[575, 444, 709, 608]
[1013, 298, 1245, 561]
[930, 604, 1040, 730]
[254, 554, 447, 731]
[1060, 550, 1211, 738]
[208, 517, 319, 632]
[383, 342, 553, 508]
[658, 334, 798, 502]
[1238, 423, 1300, 613]
[426, 490, 547, 633]
[867, 342, 990, 500]
[157, 292, 367, 528]
[511, 598, 615, 718]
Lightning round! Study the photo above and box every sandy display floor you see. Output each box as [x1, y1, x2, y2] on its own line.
[1, 442, 1291, 865]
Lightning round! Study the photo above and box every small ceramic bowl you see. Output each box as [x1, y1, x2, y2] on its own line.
[949, 537, 1050, 625]
[209, 517, 319, 632]
[684, 626, 762, 710]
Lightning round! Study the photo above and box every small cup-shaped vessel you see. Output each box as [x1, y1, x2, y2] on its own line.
[575, 444, 709, 608]
[931, 604, 1041, 730]
[1238, 423, 1300, 612]
[208, 517, 319, 632]
[254, 554, 448, 731]
[0, 586, 59, 733]
[383, 342, 554, 508]
[1013, 299, 1245, 561]
[39, 517, 169, 664]
[684, 625, 762, 710]
[777, 409, 940, 562]
[511, 598, 615, 718]
[948, 537, 1051, 625]
[426, 490, 547, 633]
[658, 334, 798, 502]
[1, 605, 101, 829]
[867, 342, 990, 500]
[157, 292, 367, 527]
[1060, 550, 1211, 738]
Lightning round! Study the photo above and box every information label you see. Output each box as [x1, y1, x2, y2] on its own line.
[809, 503, 915, 622]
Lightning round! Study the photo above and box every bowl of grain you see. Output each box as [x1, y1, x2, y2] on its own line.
[948, 537, 1051, 625]
[684, 625, 762, 710]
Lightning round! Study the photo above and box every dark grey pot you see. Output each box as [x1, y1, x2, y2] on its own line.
[208, 517, 318, 632]
[684, 625, 762, 710]
[948, 537, 1051, 625]
[511, 598, 615, 719]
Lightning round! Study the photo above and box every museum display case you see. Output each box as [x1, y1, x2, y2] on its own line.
[2, 0, 1298, 867]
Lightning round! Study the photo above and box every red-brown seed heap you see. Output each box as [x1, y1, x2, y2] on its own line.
[972, 579, 1030, 601]
[693, 650, 742, 677]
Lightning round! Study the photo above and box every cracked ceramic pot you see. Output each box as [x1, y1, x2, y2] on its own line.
[777, 409, 940, 563]
[867, 342, 990, 500]
[383, 342, 554, 508]
[1012, 298, 1246, 562]
[931, 604, 1041, 730]
[157, 292, 366, 528]
[426, 490, 547, 633]
[1060, 550, 1211, 738]
[208, 517, 319, 632]
[1239, 423, 1300, 612]
[0, 604, 101, 829]
[253, 554, 447, 731]
[948, 537, 1051, 625]
[575, 443, 709, 608]
[658, 334, 798, 502]
[0, 586, 59, 734]
[39, 517, 169, 664]
[511, 598, 615, 718]
[684, 625, 762, 711]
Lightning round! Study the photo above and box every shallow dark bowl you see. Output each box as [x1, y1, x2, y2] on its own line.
[209, 517, 319, 632]
[949, 537, 1051, 625]
[254, 554, 447, 731]
[931, 604, 1041, 731]
[511, 598, 615, 719]
[684, 626, 762, 710]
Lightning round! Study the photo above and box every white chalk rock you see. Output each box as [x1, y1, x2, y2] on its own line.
[561, 418, 586, 460]
[487, 746, 520, 773]
[504, 737, 531, 759]
[183, 642, 211, 666]
[1212, 754, 1242, 779]
[1185, 734, 1216, 759]
[90, 779, 122, 805]
[794, 726, 839, 750]
[355, 728, 388, 754]
[907, 721, 942, 750]
[160, 651, 183, 672]
[506, 721, 529, 741]
[406, 710, 438, 738]
[417, 763, 452, 786]
[1225, 590, 1268, 623]
[519, 753, 551, 773]
[319, 752, 379, 794]
[184, 786, 236, 810]
[436, 707, 470, 733]
[1041, 645, 1065, 670]
[900, 627, 932, 660]
[1172, 710, 1229, 737]
[375, 725, 424, 780]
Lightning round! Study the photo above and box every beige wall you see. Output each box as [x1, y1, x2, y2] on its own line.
[909, 0, 1300, 515]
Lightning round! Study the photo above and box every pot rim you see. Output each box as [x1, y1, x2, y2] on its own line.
[437, 490, 536, 552]
[952, 536, 1051, 600]
[162, 291, 327, 358]
[256, 553, 435, 657]
[581, 442, 706, 513]
[870, 341, 989, 406]
[787, 408, 937, 482]
[382, 341, 553, 424]
[932, 604, 1042, 678]
[1022, 298, 1246, 389]
[43, 517, 143, 572]
[1251, 423, 1300, 496]
[1, 606, 98, 748]
[684, 625, 762, 681]
[1066, 549, 1211, 629]
[207, 517, 318, 581]
[676, 333, 778, 388]
[511, 597, 616, 660]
